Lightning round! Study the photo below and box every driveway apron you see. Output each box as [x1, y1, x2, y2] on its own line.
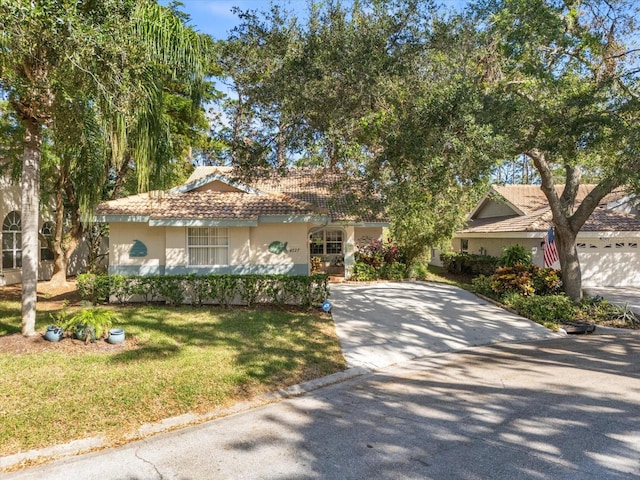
[329, 281, 560, 370]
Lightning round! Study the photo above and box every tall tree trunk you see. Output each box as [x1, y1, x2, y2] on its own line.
[50, 188, 68, 287]
[529, 148, 621, 303]
[554, 225, 582, 302]
[21, 119, 42, 336]
[50, 165, 84, 286]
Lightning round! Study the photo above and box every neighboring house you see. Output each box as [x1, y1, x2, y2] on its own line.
[1, 175, 92, 286]
[94, 167, 388, 280]
[0, 175, 56, 286]
[431, 184, 640, 287]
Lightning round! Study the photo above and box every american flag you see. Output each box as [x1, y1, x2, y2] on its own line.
[544, 226, 559, 267]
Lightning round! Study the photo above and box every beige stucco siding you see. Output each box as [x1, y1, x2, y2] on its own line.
[462, 237, 542, 259]
[109, 223, 166, 275]
[354, 227, 384, 246]
[1, 177, 21, 217]
[1, 178, 73, 285]
[194, 180, 244, 193]
[228, 227, 250, 264]
[110, 222, 311, 275]
[166, 227, 187, 267]
[250, 223, 308, 266]
[165, 226, 250, 267]
[475, 200, 517, 219]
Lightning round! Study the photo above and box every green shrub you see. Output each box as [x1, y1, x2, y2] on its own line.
[578, 296, 639, 327]
[110, 274, 131, 304]
[76, 273, 330, 308]
[154, 276, 185, 306]
[408, 262, 430, 280]
[381, 262, 406, 281]
[351, 262, 378, 281]
[60, 305, 119, 344]
[237, 275, 269, 308]
[76, 273, 111, 304]
[490, 264, 561, 297]
[471, 275, 496, 298]
[508, 294, 577, 325]
[440, 252, 498, 275]
[531, 267, 562, 295]
[498, 244, 532, 267]
[491, 265, 535, 296]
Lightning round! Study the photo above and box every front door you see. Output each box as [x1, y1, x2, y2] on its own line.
[309, 229, 344, 275]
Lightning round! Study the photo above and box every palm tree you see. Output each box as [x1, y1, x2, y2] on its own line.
[0, 0, 206, 336]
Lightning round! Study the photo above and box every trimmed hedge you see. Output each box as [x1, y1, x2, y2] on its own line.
[503, 294, 577, 324]
[440, 252, 498, 276]
[77, 273, 330, 309]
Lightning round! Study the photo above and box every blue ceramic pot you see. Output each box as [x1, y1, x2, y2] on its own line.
[76, 325, 96, 343]
[107, 328, 125, 344]
[44, 325, 63, 342]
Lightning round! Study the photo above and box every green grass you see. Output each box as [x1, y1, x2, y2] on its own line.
[0, 301, 346, 456]
[417, 265, 474, 290]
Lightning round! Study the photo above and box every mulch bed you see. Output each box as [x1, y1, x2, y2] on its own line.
[1, 280, 137, 354]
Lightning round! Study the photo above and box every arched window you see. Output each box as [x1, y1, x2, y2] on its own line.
[2, 211, 22, 269]
[40, 221, 55, 262]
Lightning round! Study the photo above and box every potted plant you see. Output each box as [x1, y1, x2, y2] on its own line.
[61, 304, 119, 344]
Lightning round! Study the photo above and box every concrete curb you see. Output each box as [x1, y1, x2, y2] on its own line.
[591, 325, 640, 335]
[0, 367, 369, 473]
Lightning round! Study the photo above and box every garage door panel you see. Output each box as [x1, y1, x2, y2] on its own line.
[580, 249, 640, 287]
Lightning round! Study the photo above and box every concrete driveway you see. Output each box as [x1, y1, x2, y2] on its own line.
[329, 281, 559, 369]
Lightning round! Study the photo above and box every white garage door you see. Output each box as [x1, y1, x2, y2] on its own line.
[578, 239, 640, 287]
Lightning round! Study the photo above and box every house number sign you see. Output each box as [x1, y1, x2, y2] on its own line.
[268, 241, 300, 254]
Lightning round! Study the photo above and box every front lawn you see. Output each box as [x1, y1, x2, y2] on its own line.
[0, 299, 346, 458]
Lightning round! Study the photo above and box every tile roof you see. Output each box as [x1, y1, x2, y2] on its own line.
[96, 167, 387, 224]
[490, 184, 627, 215]
[462, 185, 640, 233]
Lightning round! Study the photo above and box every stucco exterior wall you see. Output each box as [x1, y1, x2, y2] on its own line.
[462, 237, 542, 260]
[354, 227, 384, 246]
[475, 200, 516, 219]
[250, 223, 308, 273]
[0, 176, 21, 216]
[110, 222, 311, 276]
[108, 223, 166, 275]
[194, 180, 243, 193]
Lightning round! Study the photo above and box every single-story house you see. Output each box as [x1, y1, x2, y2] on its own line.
[431, 184, 640, 287]
[94, 167, 388, 279]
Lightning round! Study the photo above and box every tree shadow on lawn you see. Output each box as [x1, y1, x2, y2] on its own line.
[107, 304, 345, 384]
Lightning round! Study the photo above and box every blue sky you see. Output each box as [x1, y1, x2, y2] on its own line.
[167, 1, 308, 39]
[168, 1, 468, 39]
